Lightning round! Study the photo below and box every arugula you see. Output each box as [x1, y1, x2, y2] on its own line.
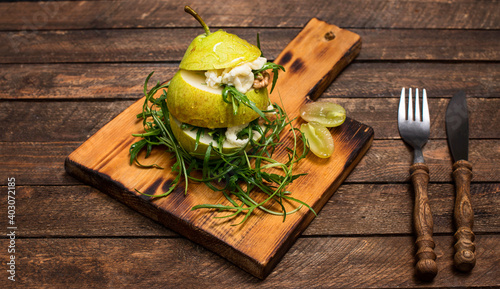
[130, 72, 314, 224]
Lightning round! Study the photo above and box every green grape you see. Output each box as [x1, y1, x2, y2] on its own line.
[300, 102, 346, 127]
[300, 121, 334, 158]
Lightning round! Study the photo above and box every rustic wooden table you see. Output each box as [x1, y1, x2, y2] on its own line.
[1, 1, 499, 288]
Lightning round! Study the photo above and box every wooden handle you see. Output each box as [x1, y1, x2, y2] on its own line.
[452, 160, 476, 272]
[410, 163, 438, 280]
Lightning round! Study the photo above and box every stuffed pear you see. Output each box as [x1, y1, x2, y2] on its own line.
[130, 6, 312, 224]
[166, 6, 282, 159]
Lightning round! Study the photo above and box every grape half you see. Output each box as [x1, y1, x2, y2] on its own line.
[300, 102, 346, 127]
[300, 121, 334, 158]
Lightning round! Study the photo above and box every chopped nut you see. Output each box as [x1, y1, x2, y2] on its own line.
[253, 71, 270, 89]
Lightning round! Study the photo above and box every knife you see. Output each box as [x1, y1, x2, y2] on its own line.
[445, 90, 476, 272]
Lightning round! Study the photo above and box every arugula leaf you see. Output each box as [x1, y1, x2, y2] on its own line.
[221, 85, 269, 122]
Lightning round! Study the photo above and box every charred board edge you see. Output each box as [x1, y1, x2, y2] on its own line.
[64, 156, 266, 278]
[275, 17, 362, 102]
[260, 120, 374, 278]
[64, 118, 374, 279]
[308, 33, 362, 100]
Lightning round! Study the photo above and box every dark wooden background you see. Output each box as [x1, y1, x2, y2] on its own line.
[0, 0, 499, 288]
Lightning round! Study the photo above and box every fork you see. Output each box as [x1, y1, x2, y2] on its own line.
[398, 88, 438, 280]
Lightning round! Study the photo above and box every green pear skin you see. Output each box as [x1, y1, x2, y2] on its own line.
[179, 30, 262, 70]
[167, 69, 269, 129]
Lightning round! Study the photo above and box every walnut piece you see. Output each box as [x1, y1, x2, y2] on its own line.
[253, 71, 270, 89]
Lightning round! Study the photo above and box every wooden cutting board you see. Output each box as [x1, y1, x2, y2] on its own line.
[65, 18, 373, 279]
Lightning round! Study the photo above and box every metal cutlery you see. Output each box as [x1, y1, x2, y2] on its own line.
[398, 88, 438, 280]
[445, 90, 476, 272]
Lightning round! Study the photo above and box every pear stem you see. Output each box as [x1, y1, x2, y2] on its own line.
[184, 6, 211, 35]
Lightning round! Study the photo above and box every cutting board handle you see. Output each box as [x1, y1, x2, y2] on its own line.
[410, 163, 438, 280]
[452, 160, 476, 272]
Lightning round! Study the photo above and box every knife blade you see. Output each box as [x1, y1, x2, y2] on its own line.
[445, 90, 476, 272]
[446, 90, 468, 161]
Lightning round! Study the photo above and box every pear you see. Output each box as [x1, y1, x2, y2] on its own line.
[179, 30, 262, 70]
[166, 6, 270, 158]
[167, 69, 269, 129]
[179, 6, 261, 70]
[169, 114, 261, 159]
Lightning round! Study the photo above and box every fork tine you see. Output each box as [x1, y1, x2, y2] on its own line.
[408, 88, 413, 121]
[399, 87, 406, 122]
[422, 88, 430, 123]
[415, 88, 420, 121]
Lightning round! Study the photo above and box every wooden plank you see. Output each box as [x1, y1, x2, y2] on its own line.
[2, 183, 498, 237]
[307, 183, 500, 236]
[328, 62, 500, 99]
[0, 63, 174, 100]
[1, 139, 498, 186]
[0, 100, 136, 142]
[356, 29, 500, 61]
[0, 185, 176, 238]
[0, 142, 80, 186]
[1, 0, 498, 30]
[0, 185, 177, 238]
[1, 236, 498, 288]
[337, 97, 500, 140]
[1, 1, 498, 288]
[2, 98, 499, 142]
[65, 19, 371, 279]
[347, 139, 500, 183]
[2, 28, 499, 64]
[2, 62, 499, 100]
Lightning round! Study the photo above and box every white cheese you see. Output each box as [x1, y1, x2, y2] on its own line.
[225, 122, 262, 148]
[204, 57, 267, 94]
[264, 104, 276, 118]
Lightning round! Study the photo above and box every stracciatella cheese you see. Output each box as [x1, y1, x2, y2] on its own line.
[205, 57, 267, 94]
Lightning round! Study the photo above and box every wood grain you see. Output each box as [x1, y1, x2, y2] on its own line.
[410, 163, 437, 280]
[348, 139, 500, 183]
[2, 183, 499, 238]
[2, 98, 499, 142]
[1, 0, 498, 30]
[2, 29, 499, 64]
[308, 183, 500, 236]
[1, 0, 499, 287]
[1, 236, 498, 288]
[452, 160, 476, 272]
[2, 62, 499, 100]
[0, 142, 80, 186]
[2, 139, 498, 186]
[64, 19, 372, 279]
